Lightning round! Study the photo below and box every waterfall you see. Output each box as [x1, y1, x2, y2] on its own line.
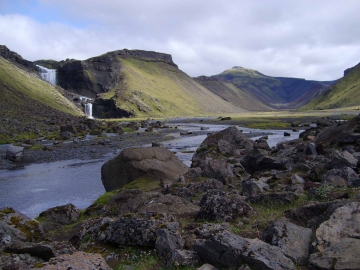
[85, 103, 93, 119]
[36, 65, 57, 85]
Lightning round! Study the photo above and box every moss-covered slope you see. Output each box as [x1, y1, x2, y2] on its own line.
[0, 56, 84, 142]
[47, 49, 243, 118]
[301, 62, 360, 110]
[196, 66, 334, 110]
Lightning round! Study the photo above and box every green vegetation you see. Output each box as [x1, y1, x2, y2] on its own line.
[98, 56, 239, 118]
[302, 63, 360, 110]
[124, 177, 162, 192]
[93, 189, 121, 205]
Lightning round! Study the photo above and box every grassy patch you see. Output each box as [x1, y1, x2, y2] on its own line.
[124, 178, 161, 192]
[93, 189, 121, 205]
[232, 196, 309, 237]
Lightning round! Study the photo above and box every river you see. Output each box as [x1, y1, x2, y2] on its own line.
[0, 123, 301, 218]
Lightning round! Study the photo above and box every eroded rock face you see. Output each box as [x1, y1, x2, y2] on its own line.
[309, 238, 360, 270]
[314, 202, 360, 252]
[193, 230, 295, 269]
[101, 147, 189, 192]
[262, 219, 312, 265]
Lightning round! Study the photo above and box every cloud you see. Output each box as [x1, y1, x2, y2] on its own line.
[1, 0, 360, 80]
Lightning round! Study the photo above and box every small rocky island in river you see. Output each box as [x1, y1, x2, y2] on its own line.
[1, 116, 360, 269]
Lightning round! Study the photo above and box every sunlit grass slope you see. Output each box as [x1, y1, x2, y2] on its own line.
[0, 57, 83, 117]
[301, 62, 360, 110]
[101, 57, 243, 117]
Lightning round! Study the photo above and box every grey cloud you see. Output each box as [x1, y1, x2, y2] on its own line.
[2, 0, 360, 80]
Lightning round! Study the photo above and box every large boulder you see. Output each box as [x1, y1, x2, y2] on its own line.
[39, 203, 80, 225]
[196, 190, 253, 222]
[314, 202, 360, 252]
[5, 145, 24, 161]
[261, 219, 312, 265]
[75, 213, 177, 248]
[193, 230, 295, 269]
[101, 147, 189, 192]
[191, 126, 254, 169]
[309, 238, 360, 270]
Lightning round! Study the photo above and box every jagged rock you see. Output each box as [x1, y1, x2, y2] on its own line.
[314, 202, 360, 252]
[39, 203, 80, 225]
[60, 125, 77, 134]
[202, 158, 234, 184]
[183, 179, 224, 194]
[261, 219, 312, 265]
[246, 192, 298, 205]
[254, 138, 272, 151]
[60, 131, 72, 140]
[5, 145, 24, 161]
[303, 142, 317, 156]
[75, 213, 177, 247]
[192, 126, 254, 169]
[0, 253, 44, 270]
[155, 228, 184, 265]
[194, 223, 231, 239]
[284, 132, 291, 136]
[284, 200, 349, 228]
[196, 190, 253, 222]
[171, 250, 200, 267]
[193, 230, 295, 269]
[290, 173, 305, 184]
[309, 238, 360, 270]
[101, 147, 189, 192]
[321, 167, 358, 187]
[37, 251, 111, 270]
[0, 208, 44, 245]
[242, 179, 269, 196]
[242, 148, 277, 172]
[197, 263, 219, 270]
[4, 242, 55, 261]
[333, 150, 358, 168]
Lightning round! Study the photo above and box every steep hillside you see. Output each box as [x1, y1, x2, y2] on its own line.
[0, 56, 85, 142]
[194, 76, 272, 111]
[301, 62, 360, 110]
[196, 66, 334, 110]
[38, 50, 243, 118]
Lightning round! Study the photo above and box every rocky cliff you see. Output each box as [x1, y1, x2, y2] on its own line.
[37, 49, 242, 118]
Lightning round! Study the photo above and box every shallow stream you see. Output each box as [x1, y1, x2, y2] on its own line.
[0, 123, 301, 217]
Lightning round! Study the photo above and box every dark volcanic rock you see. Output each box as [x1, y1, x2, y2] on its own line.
[262, 219, 312, 265]
[39, 203, 80, 225]
[191, 126, 254, 169]
[5, 145, 24, 161]
[196, 190, 253, 222]
[101, 147, 189, 192]
[193, 230, 295, 269]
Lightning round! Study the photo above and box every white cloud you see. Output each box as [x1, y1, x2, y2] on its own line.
[1, 0, 360, 80]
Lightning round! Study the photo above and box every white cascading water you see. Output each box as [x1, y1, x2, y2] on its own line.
[36, 65, 57, 85]
[85, 103, 93, 119]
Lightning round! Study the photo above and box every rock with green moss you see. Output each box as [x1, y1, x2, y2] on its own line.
[101, 147, 189, 192]
[39, 203, 80, 225]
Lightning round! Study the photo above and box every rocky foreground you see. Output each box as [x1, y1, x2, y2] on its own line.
[1, 116, 360, 269]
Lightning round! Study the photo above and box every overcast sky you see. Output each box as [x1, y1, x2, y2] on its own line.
[1, 0, 360, 80]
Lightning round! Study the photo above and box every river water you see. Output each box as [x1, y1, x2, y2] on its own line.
[0, 123, 301, 218]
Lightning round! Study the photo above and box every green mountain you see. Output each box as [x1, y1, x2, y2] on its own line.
[37, 50, 243, 118]
[0, 46, 84, 142]
[195, 66, 334, 110]
[301, 62, 360, 110]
